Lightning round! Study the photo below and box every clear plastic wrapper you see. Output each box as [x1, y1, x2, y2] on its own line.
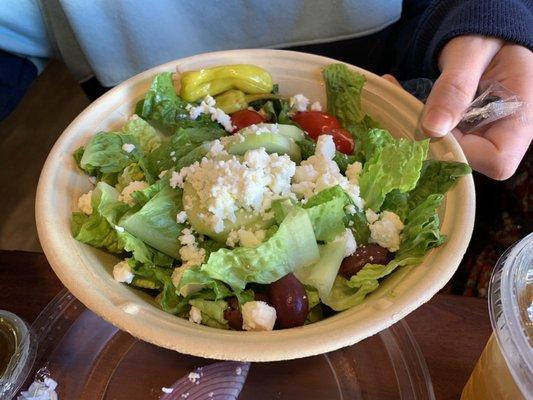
[457, 81, 528, 133]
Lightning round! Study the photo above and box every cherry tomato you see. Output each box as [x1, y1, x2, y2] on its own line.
[291, 111, 341, 140]
[324, 128, 355, 155]
[230, 110, 266, 133]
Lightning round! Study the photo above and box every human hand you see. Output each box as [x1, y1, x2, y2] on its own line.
[421, 35, 533, 180]
[385, 36, 533, 180]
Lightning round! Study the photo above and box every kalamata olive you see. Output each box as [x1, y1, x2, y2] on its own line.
[267, 273, 308, 329]
[339, 244, 391, 279]
[224, 297, 243, 330]
[254, 292, 270, 304]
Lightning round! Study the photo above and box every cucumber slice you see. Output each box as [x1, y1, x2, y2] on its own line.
[226, 132, 301, 163]
[236, 123, 305, 142]
[183, 182, 275, 243]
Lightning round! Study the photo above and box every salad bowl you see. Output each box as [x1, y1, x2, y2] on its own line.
[36, 49, 475, 361]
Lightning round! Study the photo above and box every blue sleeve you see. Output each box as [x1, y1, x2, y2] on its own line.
[396, 0, 533, 79]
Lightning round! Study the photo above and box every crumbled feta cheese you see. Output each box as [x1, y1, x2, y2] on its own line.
[122, 143, 135, 153]
[336, 228, 357, 257]
[289, 94, 309, 112]
[208, 139, 227, 157]
[187, 95, 234, 132]
[115, 225, 125, 233]
[118, 180, 149, 205]
[178, 228, 206, 268]
[172, 149, 295, 233]
[18, 376, 58, 400]
[189, 306, 202, 324]
[176, 211, 188, 224]
[162, 387, 174, 394]
[368, 211, 404, 252]
[235, 367, 242, 375]
[310, 101, 322, 111]
[242, 301, 277, 331]
[188, 372, 201, 384]
[226, 228, 266, 248]
[365, 209, 379, 224]
[291, 135, 364, 209]
[77, 190, 93, 215]
[345, 161, 363, 184]
[345, 204, 356, 215]
[315, 134, 336, 159]
[113, 260, 134, 284]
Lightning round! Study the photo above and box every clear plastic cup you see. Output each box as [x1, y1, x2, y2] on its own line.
[461, 233, 533, 400]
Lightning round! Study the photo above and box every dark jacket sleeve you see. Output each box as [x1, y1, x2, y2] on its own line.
[394, 0, 533, 79]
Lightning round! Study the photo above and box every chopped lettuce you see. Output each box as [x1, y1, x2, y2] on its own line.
[122, 116, 166, 153]
[132, 263, 186, 314]
[116, 163, 146, 191]
[139, 72, 222, 133]
[295, 239, 346, 301]
[201, 208, 319, 289]
[79, 132, 139, 178]
[71, 182, 130, 253]
[323, 63, 366, 126]
[360, 137, 429, 211]
[323, 276, 379, 311]
[382, 160, 471, 220]
[178, 268, 232, 298]
[139, 127, 224, 181]
[325, 194, 447, 311]
[189, 299, 229, 329]
[71, 212, 123, 254]
[120, 185, 184, 259]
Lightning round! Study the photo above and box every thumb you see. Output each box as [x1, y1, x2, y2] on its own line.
[421, 36, 503, 137]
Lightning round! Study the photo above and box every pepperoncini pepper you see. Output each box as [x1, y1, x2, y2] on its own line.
[180, 64, 273, 102]
[214, 89, 281, 114]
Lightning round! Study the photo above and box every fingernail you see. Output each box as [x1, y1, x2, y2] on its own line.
[422, 109, 454, 137]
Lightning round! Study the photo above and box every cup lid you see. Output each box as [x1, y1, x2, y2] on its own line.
[489, 233, 533, 397]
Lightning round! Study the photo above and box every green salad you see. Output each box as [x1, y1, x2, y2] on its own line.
[72, 63, 471, 331]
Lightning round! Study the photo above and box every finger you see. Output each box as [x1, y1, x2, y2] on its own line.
[421, 36, 503, 137]
[382, 74, 402, 87]
[452, 116, 532, 180]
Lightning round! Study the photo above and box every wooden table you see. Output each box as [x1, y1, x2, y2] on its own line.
[0, 250, 492, 400]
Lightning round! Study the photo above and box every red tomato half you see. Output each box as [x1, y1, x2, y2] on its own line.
[291, 111, 341, 140]
[230, 110, 266, 133]
[323, 128, 355, 155]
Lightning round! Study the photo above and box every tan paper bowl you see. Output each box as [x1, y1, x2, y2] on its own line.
[36, 49, 475, 361]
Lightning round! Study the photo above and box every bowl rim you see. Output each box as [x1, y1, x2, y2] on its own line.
[36, 49, 475, 361]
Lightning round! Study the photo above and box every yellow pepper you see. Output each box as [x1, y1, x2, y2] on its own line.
[214, 89, 281, 114]
[180, 64, 273, 102]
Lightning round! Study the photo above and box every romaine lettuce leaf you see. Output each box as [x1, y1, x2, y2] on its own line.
[120, 185, 184, 259]
[382, 160, 471, 220]
[201, 208, 319, 289]
[71, 182, 130, 253]
[323, 63, 366, 126]
[132, 263, 187, 314]
[294, 239, 346, 301]
[122, 116, 166, 153]
[324, 194, 447, 311]
[71, 212, 123, 254]
[79, 132, 138, 177]
[177, 268, 232, 298]
[188, 299, 229, 329]
[139, 127, 224, 181]
[322, 275, 379, 311]
[140, 72, 222, 134]
[116, 163, 146, 191]
[360, 138, 429, 211]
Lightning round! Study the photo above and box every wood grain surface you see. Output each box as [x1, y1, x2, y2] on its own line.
[0, 250, 492, 400]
